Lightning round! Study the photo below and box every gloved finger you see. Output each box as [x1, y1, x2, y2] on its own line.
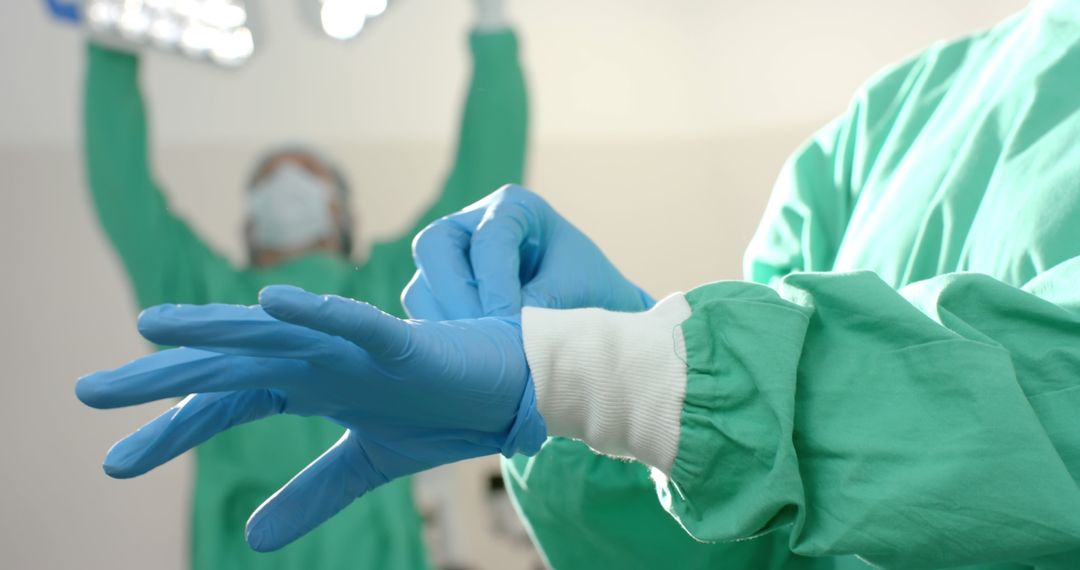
[469, 200, 532, 316]
[102, 389, 284, 479]
[410, 213, 484, 319]
[245, 431, 386, 552]
[137, 303, 343, 361]
[259, 285, 411, 359]
[76, 348, 302, 409]
[402, 272, 447, 320]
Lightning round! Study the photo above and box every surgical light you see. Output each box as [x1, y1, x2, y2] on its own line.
[318, 0, 388, 41]
[77, 0, 255, 67]
[211, 26, 254, 66]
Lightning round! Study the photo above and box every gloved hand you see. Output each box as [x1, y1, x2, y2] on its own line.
[75, 285, 546, 552]
[405, 184, 653, 320]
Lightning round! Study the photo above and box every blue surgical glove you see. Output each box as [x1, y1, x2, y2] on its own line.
[75, 285, 546, 552]
[404, 184, 653, 320]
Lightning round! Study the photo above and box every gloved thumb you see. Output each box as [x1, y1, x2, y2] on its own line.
[470, 212, 528, 317]
[245, 431, 386, 552]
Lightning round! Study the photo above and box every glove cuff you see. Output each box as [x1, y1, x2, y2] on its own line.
[500, 379, 547, 457]
[522, 294, 691, 474]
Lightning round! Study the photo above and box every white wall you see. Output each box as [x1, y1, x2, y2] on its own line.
[0, 1, 1025, 568]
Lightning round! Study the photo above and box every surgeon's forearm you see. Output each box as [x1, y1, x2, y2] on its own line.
[85, 43, 156, 213]
[524, 265, 1080, 568]
[84, 42, 175, 273]
[413, 27, 527, 233]
[453, 26, 527, 193]
[84, 43, 232, 308]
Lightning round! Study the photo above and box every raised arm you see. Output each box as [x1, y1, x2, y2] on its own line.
[84, 44, 239, 308]
[367, 4, 527, 264]
[425, 1, 526, 224]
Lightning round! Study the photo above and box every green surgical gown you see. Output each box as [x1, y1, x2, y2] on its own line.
[83, 31, 527, 570]
[506, 4, 1080, 569]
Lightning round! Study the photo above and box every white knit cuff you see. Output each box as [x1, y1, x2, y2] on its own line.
[522, 294, 691, 475]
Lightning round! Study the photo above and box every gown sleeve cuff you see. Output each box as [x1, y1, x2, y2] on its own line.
[522, 294, 691, 474]
[660, 281, 812, 542]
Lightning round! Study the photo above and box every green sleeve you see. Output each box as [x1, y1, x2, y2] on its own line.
[671, 36, 1080, 567]
[84, 43, 241, 308]
[670, 262, 1080, 569]
[361, 30, 527, 294]
[504, 439, 835, 570]
[436, 29, 528, 218]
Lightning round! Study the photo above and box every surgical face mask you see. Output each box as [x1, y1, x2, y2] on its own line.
[247, 163, 337, 251]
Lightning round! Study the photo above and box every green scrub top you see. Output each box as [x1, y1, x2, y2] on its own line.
[83, 31, 527, 570]
[506, 4, 1080, 569]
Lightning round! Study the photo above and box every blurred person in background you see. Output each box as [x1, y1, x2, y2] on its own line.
[81, 0, 527, 568]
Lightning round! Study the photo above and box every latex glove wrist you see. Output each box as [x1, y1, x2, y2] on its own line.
[523, 294, 692, 475]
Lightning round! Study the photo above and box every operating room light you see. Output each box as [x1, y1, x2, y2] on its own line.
[210, 26, 254, 66]
[319, 0, 388, 41]
[86, 1, 120, 31]
[117, 6, 152, 40]
[148, 16, 181, 48]
[83, 0, 254, 67]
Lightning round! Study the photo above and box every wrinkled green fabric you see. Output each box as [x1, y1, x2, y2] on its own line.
[84, 31, 527, 570]
[506, 4, 1080, 568]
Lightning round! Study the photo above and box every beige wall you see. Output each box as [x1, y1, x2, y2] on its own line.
[0, 0, 1025, 568]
